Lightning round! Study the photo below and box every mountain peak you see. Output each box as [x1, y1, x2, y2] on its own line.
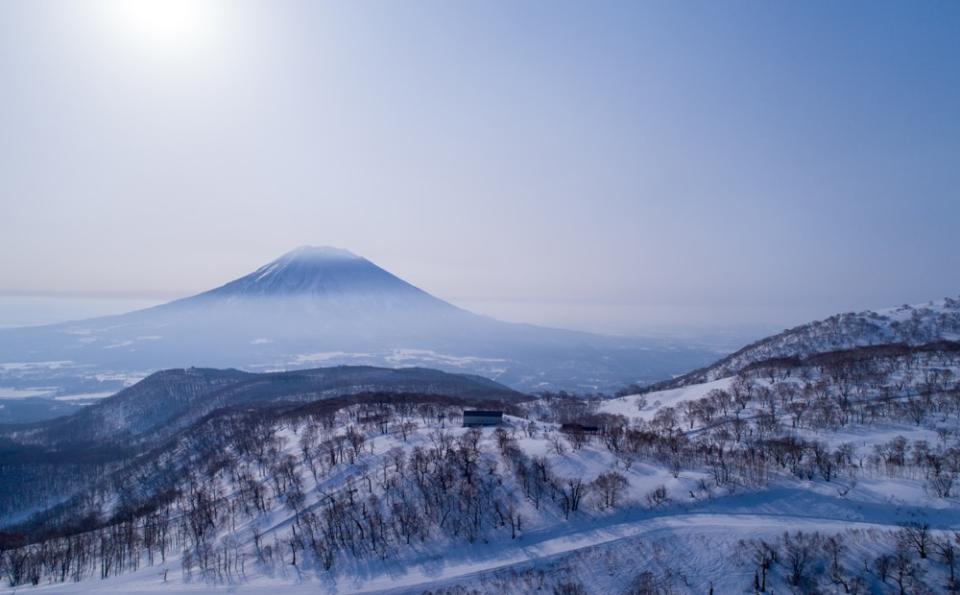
[281, 245, 360, 262]
[196, 246, 431, 301]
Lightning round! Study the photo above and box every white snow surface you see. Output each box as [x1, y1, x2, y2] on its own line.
[15, 401, 960, 594]
[598, 377, 734, 421]
[9, 319, 960, 594]
[676, 295, 960, 384]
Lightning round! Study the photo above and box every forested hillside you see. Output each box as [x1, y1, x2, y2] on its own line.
[3, 334, 960, 593]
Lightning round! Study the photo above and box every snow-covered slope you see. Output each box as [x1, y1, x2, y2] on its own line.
[0, 365, 522, 526]
[5, 327, 960, 593]
[657, 296, 960, 387]
[6, 295, 960, 593]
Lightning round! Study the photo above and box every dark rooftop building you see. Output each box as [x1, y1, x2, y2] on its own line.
[560, 422, 600, 434]
[462, 410, 503, 427]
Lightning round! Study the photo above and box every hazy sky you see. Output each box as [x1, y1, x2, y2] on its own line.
[1, 1, 958, 335]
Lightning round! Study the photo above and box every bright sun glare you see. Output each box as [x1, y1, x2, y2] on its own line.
[104, 0, 215, 56]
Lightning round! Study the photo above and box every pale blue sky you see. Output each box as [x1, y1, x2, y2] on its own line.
[0, 1, 958, 334]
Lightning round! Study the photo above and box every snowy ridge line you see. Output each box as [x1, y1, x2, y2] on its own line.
[676, 385, 947, 440]
[642, 338, 960, 394]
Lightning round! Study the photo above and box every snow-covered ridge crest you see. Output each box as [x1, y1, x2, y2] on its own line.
[661, 295, 960, 387]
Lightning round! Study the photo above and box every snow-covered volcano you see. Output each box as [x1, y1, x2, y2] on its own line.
[151, 246, 466, 332]
[0, 248, 715, 411]
[197, 246, 443, 303]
